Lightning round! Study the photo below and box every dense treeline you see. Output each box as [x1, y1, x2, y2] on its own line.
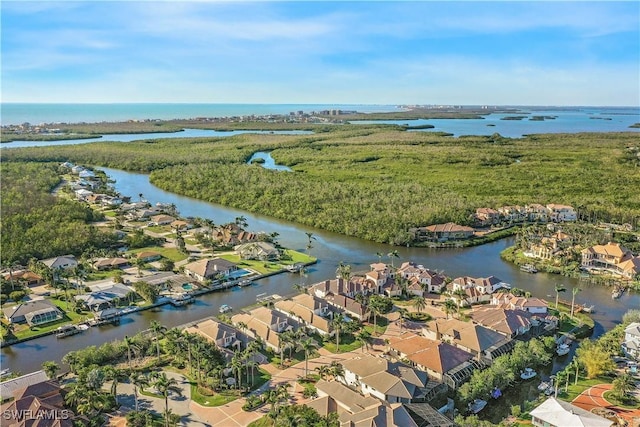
[2, 128, 639, 244]
[1, 162, 117, 264]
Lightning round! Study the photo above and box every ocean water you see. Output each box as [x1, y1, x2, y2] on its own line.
[0, 103, 400, 126]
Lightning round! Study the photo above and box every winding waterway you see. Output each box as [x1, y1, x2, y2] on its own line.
[2, 167, 638, 374]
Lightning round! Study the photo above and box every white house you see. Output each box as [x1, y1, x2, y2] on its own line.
[622, 322, 640, 360]
[530, 397, 612, 427]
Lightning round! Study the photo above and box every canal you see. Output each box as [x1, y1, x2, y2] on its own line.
[2, 166, 638, 374]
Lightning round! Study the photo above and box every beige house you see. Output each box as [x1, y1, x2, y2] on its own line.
[231, 306, 296, 352]
[469, 307, 533, 339]
[581, 242, 639, 279]
[185, 318, 245, 352]
[183, 258, 238, 282]
[412, 223, 474, 242]
[274, 293, 334, 335]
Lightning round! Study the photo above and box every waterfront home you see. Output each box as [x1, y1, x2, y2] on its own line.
[491, 292, 548, 315]
[422, 318, 512, 362]
[231, 306, 297, 352]
[75, 283, 133, 311]
[309, 380, 420, 427]
[92, 257, 129, 271]
[150, 214, 176, 226]
[310, 277, 377, 299]
[546, 204, 577, 222]
[1, 269, 44, 288]
[4, 300, 63, 326]
[170, 219, 193, 231]
[469, 307, 532, 339]
[497, 205, 526, 223]
[0, 378, 86, 426]
[622, 322, 640, 360]
[71, 165, 84, 174]
[530, 397, 613, 427]
[183, 258, 238, 282]
[473, 207, 501, 227]
[41, 255, 78, 271]
[212, 223, 258, 246]
[581, 242, 640, 279]
[387, 333, 475, 388]
[274, 293, 334, 335]
[234, 241, 280, 261]
[185, 318, 252, 361]
[138, 272, 197, 292]
[411, 223, 475, 242]
[397, 262, 447, 294]
[74, 188, 93, 201]
[452, 275, 509, 296]
[0, 370, 49, 401]
[340, 354, 436, 404]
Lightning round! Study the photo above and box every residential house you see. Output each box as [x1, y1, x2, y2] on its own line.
[412, 223, 475, 242]
[309, 380, 420, 427]
[92, 257, 129, 271]
[231, 306, 296, 352]
[183, 258, 238, 282]
[0, 378, 86, 426]
[469, 307, 533, 339]
[274, 293, 334, 335]
[387, 333, 475, 388]
[450, 275, 508, 305]
[1, 270, 44, 287]
[340, 354, 432, 404]
[5, 300, 63, 326]
[235, 241, 280, 261]
[185, 318, 247, 355]
[310, 278, 376, 299]
[139, 272, 197, 292]
[78, 169, 95, 179]
[170, 220, 192, 231]
[491, 292, 548, 315]
[581, 242, 639, 279]
[0, 370, 49, 400]
[497, 206, 526, 223]
[526, 204, 550, 222]
[41, 255, 78, 271]
[150, 214, 176, 226]
[546, 204, 577, 222]
[325, 294, 369, 320]
[530, 397, 613, 427]
[136, 251, 162, 262]
[212, 224, 258, 246]
[397, 262, 447, 294]
[75, 283, 132, 311]
[622, 322, 640, 360]
[473, 208, 500, 227]
[71, 165, 84, 174]
[74, 189, 93, 201]
[422, 318, 512, 362]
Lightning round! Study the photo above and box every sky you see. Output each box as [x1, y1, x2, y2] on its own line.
[1, 1, 639, 106]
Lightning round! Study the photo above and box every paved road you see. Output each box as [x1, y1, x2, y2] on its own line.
[572, 383, 640, 426]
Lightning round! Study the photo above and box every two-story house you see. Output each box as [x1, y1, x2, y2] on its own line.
[231, 306, 296, 352]
[274, 293, 334, 335]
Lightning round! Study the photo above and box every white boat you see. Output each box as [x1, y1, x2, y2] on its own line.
[468, 399, 487, 414]
[556, 343, 570, 356]
[520, 368, 537, 380]
[219, 304, 232, 314]
[582, 304, 595, 313]
[0, 369, 11, 377]
[56, 324, 82, 338]
[612, 288, 623, 299]
[238, 280, 252, 287]
[520, 264, 538, 273]
[538, 381, 552, 392]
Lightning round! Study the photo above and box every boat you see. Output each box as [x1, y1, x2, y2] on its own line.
[556, 343, 571, 356]
[538, 381, 552, 392]
[491, 387, 502, 399]
[0, 369, 11, 378]
[520, 368, 537, 380]
[238, 280, 252, 287]
[285, 263, 304, 273]
[56, 324, 82, 338]
[612, 287, 623, 299]
[582, 304, 595, 313]
[219, 304, 232, 314]
[520, 264, 538, 273]
[468, 399, 487, 414]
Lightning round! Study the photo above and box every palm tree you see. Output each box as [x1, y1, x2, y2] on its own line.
[376, 252, 383, 263]
[397, 308, 408, 331]
[554, 283, 566, 309]
[443, 299, 457, 319]
[368, 296, 384, 336]
[412, 297, 427, 314]
[292, 283, 307, 294]
[387, 250, 399, 268]
[150, 320, 167, 362]
[570, 286, 581, 318]
[131, 372, 150, 412]
[612, 372, 635, 399]
[123, 335, 139, 369]
[335, 261, 352, 284]
[297, 337, 319, 377]
[331, 315, 347, 353]
[356, 329, 372, 353]
[153, 372, 182, 427]
[42, 361, 60, 379]
[315, 365, 331, 381]
[104, 366, 126, 405]
[452, 288, 467, 317]
[329, 361, 345, 382]
[231, 354, 243, 389]
[305, 232, 316, 257]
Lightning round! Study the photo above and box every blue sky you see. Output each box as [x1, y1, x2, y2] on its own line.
[2, 1, 638, 105]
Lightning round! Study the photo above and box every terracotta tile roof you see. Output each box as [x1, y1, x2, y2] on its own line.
[389, 334, 473, 374]
[470, 307, 532, 336]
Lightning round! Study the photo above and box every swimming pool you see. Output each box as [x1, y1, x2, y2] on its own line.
[182, 284, 193, 291]
[226, 268, 253, 280]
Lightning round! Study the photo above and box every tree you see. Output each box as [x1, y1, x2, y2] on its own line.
[412, 297, 427, 314]
[452, 288, 467, 316]
[397, 308, 408, 331]
[612, 372, 635, 400]
[335, 261, 351, 284]
[554, 283, 566, 309]
[131, 372, 150, 412]
[123, 335, 139, 369]
[297, 337, 319, 377]
[315, 365, 331, 381]
[150, 320, 167, 362]
[42, 361, 60, 379]
[575, 339, 614, 379]
[368, 295, 386, 335]
[331, 315, 347, 353]
[443, 299, 457, 319]
[104, 366, 127, 405]
[376, 252, 383, 263]
[570, 286, 581, 318]
[153, 372, 182, 427]
[305, 232, 316, 257]
[387, 250, 399, 268]
[356, 329, 372, 353]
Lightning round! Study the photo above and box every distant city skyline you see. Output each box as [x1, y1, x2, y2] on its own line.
[2, 1, 639, 106]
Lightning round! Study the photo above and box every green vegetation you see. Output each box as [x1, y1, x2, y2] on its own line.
[3, 129, 639, 245]
[128, 246, 189, 262]
[0, 162, 119, 264]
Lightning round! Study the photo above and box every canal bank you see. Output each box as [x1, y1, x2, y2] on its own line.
[2, 166, 638, 374]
